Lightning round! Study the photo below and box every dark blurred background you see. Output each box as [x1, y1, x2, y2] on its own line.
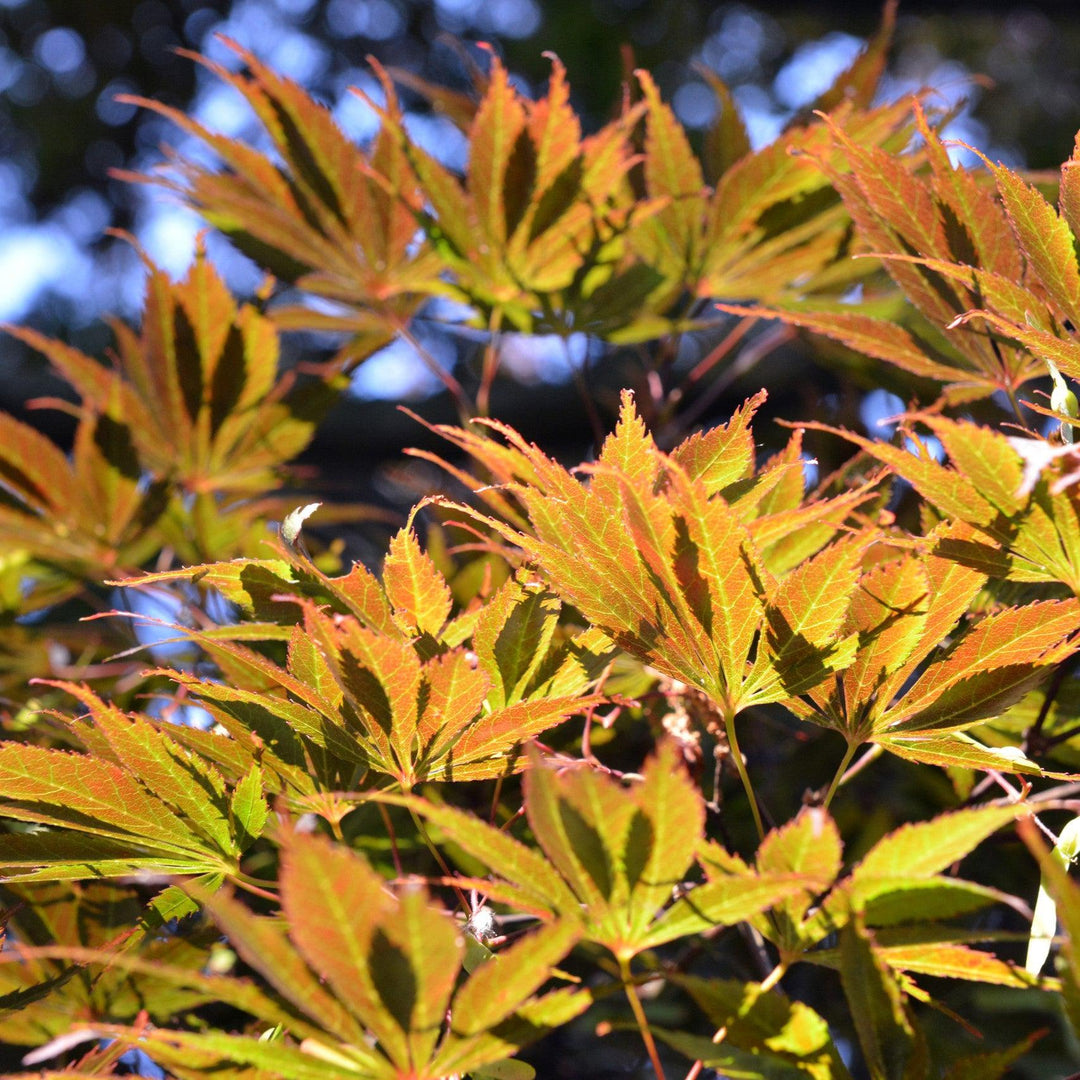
[1, 0, 1079, 488]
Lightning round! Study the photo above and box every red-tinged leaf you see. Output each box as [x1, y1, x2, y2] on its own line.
[636, 68, 707, 273]
[852, 805, 1023, 885]
[472, 578, 560, 709]
[757, 494, 880, 577]
[245, 48, 374, 232]
[715, 303, 985, 388]
[0, 743, 205, 855]
[914, 415, 1024, 516]
[385, 883, 464, 1069]
[876, 940, 1038, 988]
[608, 465, 723, 692]
[192, 882, 370, 1049]
[523, 753, 635, 921]
[288, 623, 342, 710]
[383, 521, 453, 637]
[857, 878, 1014, 929]
[527, 56, 580, 195]
[276, 540, 400, 635]
[889, 598, 1080, 732]
[579, 106, 642, 204]
[771, 532, 869, 649]
[877, 732, 1056, 777]
[699, 68, 752, 183]
[890, 661, 1076, 736]
[165, 673, 367, 778]
[597, 388, 663, 487]
[745, 534, 865, 704]
[516, 742, 707, 958]
[174, 243, 238, 392]
[990, 157, 1080, 328]
[628, 741, 707, 933]
[707, 138, 817, 250]
[800, 420, 996, 528]
[451, 920, 581, 1037]
[72, 409, 150, 549]
[315, 615, 423, 780]
[185, 609, 342, 725]
[732, 428, 806, 527]
[878, 253, 1044, 330]
[469, 55, 528, 246]
[148, 712, 282, 790]
[325, 559, 397, 635]
[87, 702, 235, 857]
[406, 137, 481, 262]
[912, 101, 1022, 280]
[877, 533, 987, 703]
[953, 307, 1080, 384]
[839, 916, 920, 1080]
[417, 649, 490, 759]
[757, 806, 842, 885]
[0, 411, 81, 517]
[641, 873, 813, 950]
[669, 389, 765, 496]
[828, 115, 950, 272]
[805, 554, 927, 735]
[141, 262, 194, 446]
[280, 830, 425, 1068]
[666, 467, 761, 707]
[1061, 136, 1080, 241]
[126, 558, 300, 618]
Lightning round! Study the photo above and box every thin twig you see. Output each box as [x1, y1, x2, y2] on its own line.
[668, 324, 794, 442]
[397, 320, 473, 421]
[620, 956, 667, 1080]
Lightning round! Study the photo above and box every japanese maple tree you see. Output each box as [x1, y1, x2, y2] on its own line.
[4, 5, 1080, 1078]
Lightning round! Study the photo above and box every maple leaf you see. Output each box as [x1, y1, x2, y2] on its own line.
[701, 803, 1030, 980]
[11, 831, 587, 1080]
[127, 520, 610, 792]
[661, 972, 853, 1077]
[718, 102, 1048, 403]
[0, 397, 168, 576]
[0, 683, 266, 884]
[4, 246, 348, 573]
[697, 90, 930, 307]
[433, 391, 871, 719]
[805, 414, 1080, 597]
[387, 741, 809, 961]
[782, 523, 1080, 773]
[117, 41, 436, 366]
[363, 52, 684, 343]
[0, 881, 222, 1050]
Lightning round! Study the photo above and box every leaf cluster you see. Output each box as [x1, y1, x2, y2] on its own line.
[7, 9, 1080, 1078]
